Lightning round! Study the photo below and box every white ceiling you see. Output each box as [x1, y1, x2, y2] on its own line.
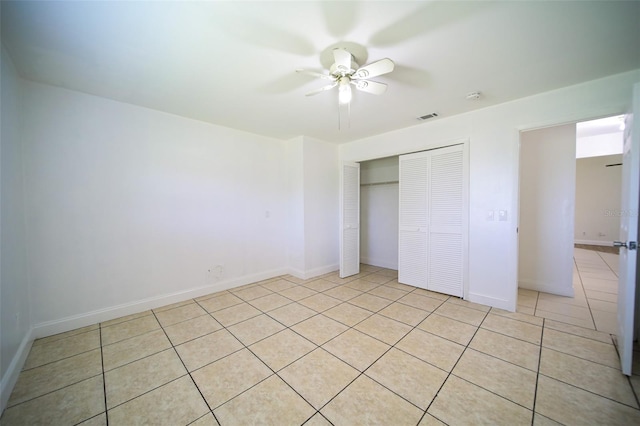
[2, 1, 639, 143]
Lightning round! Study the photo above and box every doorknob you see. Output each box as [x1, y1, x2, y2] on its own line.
[614, 241, 637, 250]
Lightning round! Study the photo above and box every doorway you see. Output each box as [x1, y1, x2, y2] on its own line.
[360, 156, 399, 270]
[517, 115, 625, 333]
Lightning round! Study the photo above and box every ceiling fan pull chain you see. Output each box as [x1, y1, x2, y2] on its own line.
[338, 96, 342, 130]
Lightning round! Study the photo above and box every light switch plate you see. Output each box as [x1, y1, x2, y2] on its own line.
[499, 210, 508, 221]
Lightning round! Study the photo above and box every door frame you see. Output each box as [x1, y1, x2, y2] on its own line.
[514, 110, 628, 312]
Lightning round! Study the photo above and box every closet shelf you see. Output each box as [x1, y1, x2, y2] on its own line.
[360, 181, 399, 187]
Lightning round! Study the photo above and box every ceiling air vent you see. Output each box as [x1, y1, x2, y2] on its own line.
[417, 112, 439, 121]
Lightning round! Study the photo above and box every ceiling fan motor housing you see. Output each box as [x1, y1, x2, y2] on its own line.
[330, 56, 359, 77]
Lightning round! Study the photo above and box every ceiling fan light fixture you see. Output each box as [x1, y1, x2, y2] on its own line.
[298, 46, 395, 119]
[338, 77, 352, 105]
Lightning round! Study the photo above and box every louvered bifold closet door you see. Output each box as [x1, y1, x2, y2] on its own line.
[340, 162, 360, 278]
[428, 145, 465, 297]
[398, 152, 429, 289]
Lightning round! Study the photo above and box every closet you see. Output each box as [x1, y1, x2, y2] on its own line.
[360, 157, 400, 270]
[340, 143, 468, 298]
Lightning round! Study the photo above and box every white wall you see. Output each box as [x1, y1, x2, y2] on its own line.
[21, 81, 290, 333]
[0, 46, 32, 411]
[286, 136, 339, 278]
[361, 156, 399, 184]
[302, 137, 339, 277]
[285, 137, 305, 275]
[575, 154, 623, 245]
[340, 69, 640, 311]
[576, 133, 623, 158]
[360, 157, 399, 269]
[519, 125, 576, 296]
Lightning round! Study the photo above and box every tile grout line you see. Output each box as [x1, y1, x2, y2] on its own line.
[627, 375, 640, 409]
[20, 346, 100, 373]
[191, 290, 330, 419]
[206, 273, 440, 422]
[449, 310, 545, 415]
[357, 298, 453, 423]
[185, 277, 499, 424]
[596, 250, 619, 278]
[201, 298, 323, 423]
[304, 294, 450, 421]
[421, 307, 493, 424]
[99, 322, 109, 426]
[531, 318, 545, 425]
[536, 370, 640, 410]
[151, 309, 222, 425]
[522, 288, 541, 318]
[573, 255, 599, 331]
[98, 310, 205, 412]
[609, 330, 640, 410]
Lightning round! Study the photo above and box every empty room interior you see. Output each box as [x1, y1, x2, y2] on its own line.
[2, 1, 640, 425]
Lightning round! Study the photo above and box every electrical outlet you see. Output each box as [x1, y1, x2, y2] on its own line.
[209, 265, 223, 281]
[498, 210, 508, 222]
[215, 265, 224, 279]
[207, 265, 224, 284]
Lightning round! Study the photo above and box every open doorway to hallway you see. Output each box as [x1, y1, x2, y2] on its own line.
[517, 115, 624, 334]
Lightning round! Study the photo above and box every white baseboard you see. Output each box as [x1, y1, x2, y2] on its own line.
[301, 264, 339, 280]
[287, 264, 338, 280]
[32, 267, 289, 339]
[518, 280, 574, 297]
[287, 267, 306, 280]
[466, 292, 513, 311]
[1, 328, 34, 414]
[575, 239, 614, 247]
[360, 256, 398, 270]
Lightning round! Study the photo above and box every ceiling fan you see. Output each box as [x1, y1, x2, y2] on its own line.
[297, 48, 395, 106]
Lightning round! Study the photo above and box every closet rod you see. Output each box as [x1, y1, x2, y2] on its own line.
[360, 180, 399, 187]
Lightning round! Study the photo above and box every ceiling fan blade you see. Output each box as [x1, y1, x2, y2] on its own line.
[333, 48, 352, 73]
[296, 69, 335, 81]
[305, 82, 338, 97]
[352, 80, 388, 95]
[352, 58, 395, 80]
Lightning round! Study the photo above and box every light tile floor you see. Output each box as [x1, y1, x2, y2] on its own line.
[517, 248, 621, 334]
[2, 261, 640, 425]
